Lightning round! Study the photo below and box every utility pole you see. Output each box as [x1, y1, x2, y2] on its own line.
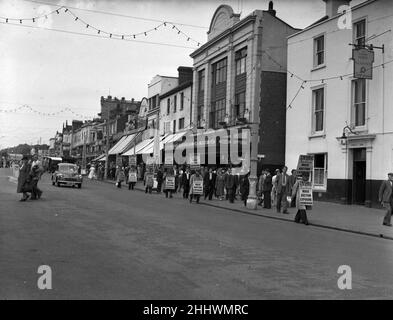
[104, 109, 110, 180]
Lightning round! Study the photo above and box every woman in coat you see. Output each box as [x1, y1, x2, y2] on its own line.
[215, 169, 225, 200]
[115, 166, 125, 188]
[189, 170, 203, 203]
[17, 156, 32, 201]
[292, 173, 310, 225]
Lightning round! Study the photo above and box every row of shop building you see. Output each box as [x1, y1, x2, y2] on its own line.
[49, 0, 393, 207]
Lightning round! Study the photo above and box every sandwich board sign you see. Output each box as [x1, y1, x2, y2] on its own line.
[128, 170, 137, 183]
[165, 175, 175, 190]
[192, 178, 203, 195]
[296, 154, 314, 184]
[299, 180, 313, 206]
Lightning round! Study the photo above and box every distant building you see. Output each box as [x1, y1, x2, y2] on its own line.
[159, 67, 193, 135]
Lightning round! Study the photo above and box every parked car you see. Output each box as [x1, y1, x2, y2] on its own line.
[52, 163, 83, 188]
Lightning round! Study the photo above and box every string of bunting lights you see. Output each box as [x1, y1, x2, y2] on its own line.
[0, 105, 93, 119]
[0, 6, 202, 46]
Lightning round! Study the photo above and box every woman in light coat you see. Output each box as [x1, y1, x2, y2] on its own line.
[215, 168, 225, 200]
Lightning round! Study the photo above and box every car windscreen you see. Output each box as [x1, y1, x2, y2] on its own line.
[58, 165, 78, 174]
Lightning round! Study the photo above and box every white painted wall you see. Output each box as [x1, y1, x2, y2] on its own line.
[286, 0, 393, 181]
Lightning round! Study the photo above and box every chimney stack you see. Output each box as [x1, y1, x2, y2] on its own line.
[323, 0, 351, 18]
[177, 66, 193, 85]
[268, 1, 276, 17]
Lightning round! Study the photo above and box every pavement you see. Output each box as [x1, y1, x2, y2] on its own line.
[2, 168, 393, 299]
[100, 179, 393, 240]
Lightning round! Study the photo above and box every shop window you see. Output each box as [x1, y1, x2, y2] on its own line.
[352, 79, 366, 127]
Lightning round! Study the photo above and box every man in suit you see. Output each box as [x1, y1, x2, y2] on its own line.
[203, 168, 216, 200]
[289, 169, 297, 208]
[181, 167, 191, 199]
[263, 169, 273, 209]
[276, 166, 291, 214]
[225, 169, 237, 203]
[379, 172, 393, 227]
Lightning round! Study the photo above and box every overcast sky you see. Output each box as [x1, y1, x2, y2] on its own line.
[0, 0, 363, 149]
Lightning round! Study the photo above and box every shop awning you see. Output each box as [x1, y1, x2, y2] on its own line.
[92, 154, 106, 162]
[139, 134, 170, 155]
[161, 131, 189, 150]
[108, 133, 137, 155]
[123, 138, 153, 156]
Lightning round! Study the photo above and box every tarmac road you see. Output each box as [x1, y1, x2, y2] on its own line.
[1, 168, 392, 299]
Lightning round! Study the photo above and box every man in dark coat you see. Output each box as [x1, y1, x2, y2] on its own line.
[181, 167, 191, 199]
[263, 169, 273, 209]
[156, 166, 163, 193]
[379, 172, 393, 226]
[240, 173, 250, 206]
[203, 168, 216, 200]
[17, 156, 32, 201]
[276, 166, 291, 214]
[225, 169, 236, 203]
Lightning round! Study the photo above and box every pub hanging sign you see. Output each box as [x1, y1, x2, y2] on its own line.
[353, 47, 374, 79]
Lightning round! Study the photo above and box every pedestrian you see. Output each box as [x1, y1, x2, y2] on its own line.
[240, 172, 250, 206]
[30, 155, 43, 200]
[289, 169, 297, 208]
[258, 170, 266, 206]
[276, 166, 290, 214]
[145, 168, 154, 194]
[263, 169, 272, 209]
[379, 172, 393, 227]
[128, 166, 137, 190]
[189, 169, 203, 203]
[163, 168, 174, 198]
[271, 169, 280, 208]
[181, 167, 191, 199]
[156, 166, 163, 193]
[124, 165, 130, 184]
[115, 166, 125, 188]
[17, 155, 32, 201]
[292, 173, 310, 225]
[203, 167, 216, 200]
[88, 165, 96, 179]
[215, 168, 225, 200]
[224, 168, 236, 203]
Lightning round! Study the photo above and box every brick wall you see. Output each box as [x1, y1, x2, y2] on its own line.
[259, 71, 286, 168]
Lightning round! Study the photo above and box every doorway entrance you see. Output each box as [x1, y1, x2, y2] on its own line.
[352, 148, 366, 205]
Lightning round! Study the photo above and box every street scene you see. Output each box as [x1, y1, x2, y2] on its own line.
[1, 0, 393, 301]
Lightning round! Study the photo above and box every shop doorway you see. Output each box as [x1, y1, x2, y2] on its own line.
[352, 148, 366, 205]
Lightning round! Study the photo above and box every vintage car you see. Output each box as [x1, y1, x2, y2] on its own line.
[52, 163, 82, 188]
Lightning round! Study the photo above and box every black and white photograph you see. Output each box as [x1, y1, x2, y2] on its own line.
[0, 0, 393, 305]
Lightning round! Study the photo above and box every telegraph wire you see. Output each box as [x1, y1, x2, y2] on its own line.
[0, 6, 202, 45]
[22, 0, 208, 29]
[0, 20, 198, 49]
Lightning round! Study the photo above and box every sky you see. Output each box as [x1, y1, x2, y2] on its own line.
[0, 0, 363, 149]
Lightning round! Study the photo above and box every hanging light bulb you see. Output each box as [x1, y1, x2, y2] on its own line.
[56, 10, 59, 14]
[144, 32, 147, 36]
[110, 34, 112, 38]
[164, 22, 166, 26]
[187, 38, 190, 41]
[86, 24, 89, 28]
[20, 19, 22, 24]
[98, 30, 100, 34]
[75, 17, 78, 21]
[178, 30, 180, 34]
[6, 18, 8, 23]
[172, 25, 175, 29]
[65, 8, 68, 12]
[133, 35, 135, 38]
[122, 35, 124, 40]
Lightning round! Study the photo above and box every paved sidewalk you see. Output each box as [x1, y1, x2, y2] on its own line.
[98, 178, 393, 240]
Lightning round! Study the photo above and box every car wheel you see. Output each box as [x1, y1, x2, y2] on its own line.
[77, 184, 82, 189]
[57, 181, 61, 187]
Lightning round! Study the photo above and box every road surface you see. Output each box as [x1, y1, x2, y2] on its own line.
[1, 168, 392, 299]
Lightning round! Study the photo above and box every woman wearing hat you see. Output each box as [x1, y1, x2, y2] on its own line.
[17, 155, 32, 201]
[292, 172, 310, 225]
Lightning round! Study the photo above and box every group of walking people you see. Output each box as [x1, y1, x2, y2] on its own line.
[17, 154, 44, 201]
[257, 166, 310, 225]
